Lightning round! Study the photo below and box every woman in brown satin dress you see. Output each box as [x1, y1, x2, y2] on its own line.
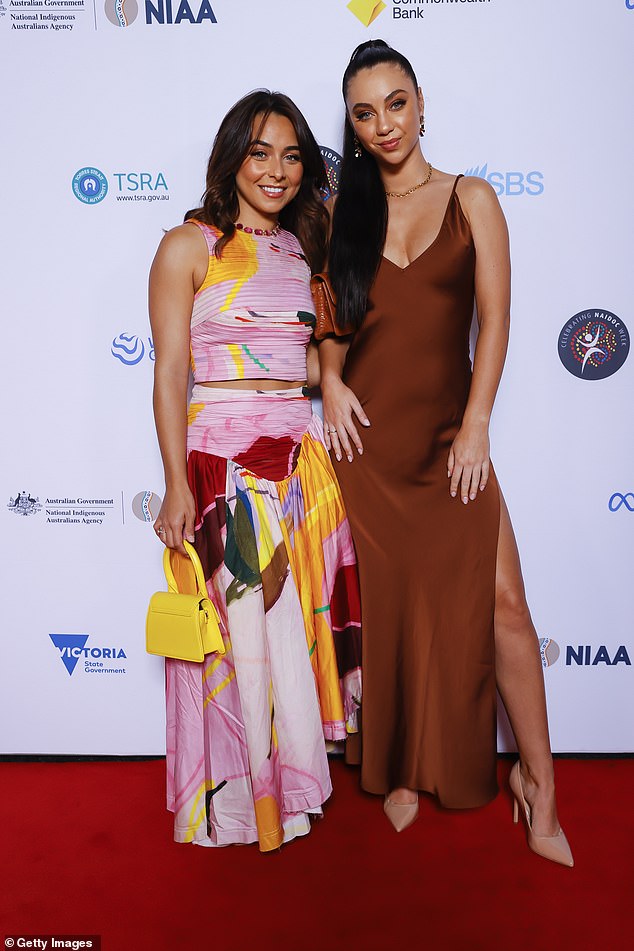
[319, 40, 573, 866]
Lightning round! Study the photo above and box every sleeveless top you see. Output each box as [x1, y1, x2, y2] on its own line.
[188, 220, 315, 382]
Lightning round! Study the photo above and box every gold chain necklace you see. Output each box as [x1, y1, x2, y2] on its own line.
[386, 162, 433, 198]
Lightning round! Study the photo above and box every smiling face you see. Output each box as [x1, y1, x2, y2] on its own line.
[346, 63, 424, 167]
[234, 112, 304, 228]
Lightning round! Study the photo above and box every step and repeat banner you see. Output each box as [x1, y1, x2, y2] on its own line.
[1, 0, 632, 755]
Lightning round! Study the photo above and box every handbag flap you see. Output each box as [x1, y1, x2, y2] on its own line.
[148, 591, 204, 617]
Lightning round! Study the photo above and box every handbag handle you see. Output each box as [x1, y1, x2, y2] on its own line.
[162, 540, 209, 599]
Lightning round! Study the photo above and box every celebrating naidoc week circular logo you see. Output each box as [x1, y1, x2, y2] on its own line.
[319, 146, 341, 200]
[104, 0, 138, 27]
[558, 309, 630, 380]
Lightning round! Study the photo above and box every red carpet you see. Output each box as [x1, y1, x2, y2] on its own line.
[1, 758, 632, 951]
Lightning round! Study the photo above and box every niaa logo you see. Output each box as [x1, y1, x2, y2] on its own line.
[558, 310, 630, 380]
[465, 163, 544, 196]
[49, 634, 127, 676]
[111, 332, 154, 365]
[104, 0, 138, 26]
[144, 0, 216, 24]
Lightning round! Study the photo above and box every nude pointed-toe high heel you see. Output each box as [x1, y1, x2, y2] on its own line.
[509, 761, 574, 868]
[383, 795, 419, 832]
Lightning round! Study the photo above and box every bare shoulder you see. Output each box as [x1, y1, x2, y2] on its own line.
[156, 221, 207, 259]
[456, 175, 503, 215]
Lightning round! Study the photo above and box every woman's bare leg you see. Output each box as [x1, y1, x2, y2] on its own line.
[494, 489, 561, 836]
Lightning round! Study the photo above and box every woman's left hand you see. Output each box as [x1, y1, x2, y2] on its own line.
[448, 422, 490, 504]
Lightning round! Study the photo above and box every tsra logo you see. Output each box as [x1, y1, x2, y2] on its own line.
[145, 0, 216, 23]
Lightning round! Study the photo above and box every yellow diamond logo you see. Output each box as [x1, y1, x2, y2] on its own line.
[347, 0, 387, 27]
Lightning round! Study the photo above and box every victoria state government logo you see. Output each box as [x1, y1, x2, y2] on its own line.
[7, 491, 42, 517]
[558, 309, 630, 380]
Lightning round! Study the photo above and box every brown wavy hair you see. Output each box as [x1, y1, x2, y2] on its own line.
[185, 90, 329, 273]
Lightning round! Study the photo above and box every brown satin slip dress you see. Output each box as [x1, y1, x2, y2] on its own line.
[334, 175, 500, 808]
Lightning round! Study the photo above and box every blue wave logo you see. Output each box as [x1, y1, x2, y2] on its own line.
[111, 332, 145, 365]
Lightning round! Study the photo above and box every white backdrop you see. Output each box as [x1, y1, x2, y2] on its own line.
[1, 0, 632, 755]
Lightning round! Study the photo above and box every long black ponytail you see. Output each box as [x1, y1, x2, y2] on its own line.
[329, 40, 420, 331]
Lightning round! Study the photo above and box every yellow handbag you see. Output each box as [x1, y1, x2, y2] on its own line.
[146, 540, 225, 662]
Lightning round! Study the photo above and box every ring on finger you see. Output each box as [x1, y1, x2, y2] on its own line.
[156, 527, 166, 535]
[328, 428, 338, 434]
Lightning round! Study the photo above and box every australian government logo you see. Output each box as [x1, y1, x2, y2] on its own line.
[558, 309, 630, 380]
[6, 0, 88, 32]
[49, 633, 127, 676]
[7, 491, 42, 517]
[539, 637, 630, 669]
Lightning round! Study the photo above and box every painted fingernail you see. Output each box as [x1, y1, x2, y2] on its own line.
[451, 491, 456, 497]
[358, 448, 363, 455]
[470, 493, 476, 500]
[363, 420, 371, 426]
[347, 454, 353, 462]
[462, 497, 468, 505]
[480, 484, 486, 491]
[336, 454, 341, 461]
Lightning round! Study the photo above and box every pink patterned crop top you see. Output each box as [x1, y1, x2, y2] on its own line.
[188, 220, 315, 382]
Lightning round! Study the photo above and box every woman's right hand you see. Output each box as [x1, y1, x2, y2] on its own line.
[153, 485, 196, 553]
[322, 375, 370, 462]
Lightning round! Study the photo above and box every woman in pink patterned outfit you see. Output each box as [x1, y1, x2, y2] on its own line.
[149, 91, 361, 852]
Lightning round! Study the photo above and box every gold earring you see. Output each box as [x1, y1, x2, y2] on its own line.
[419, 115, 425, 137]
[354, 135, 362, 159]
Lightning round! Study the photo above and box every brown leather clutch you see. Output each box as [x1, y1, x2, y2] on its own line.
[310, 273, 353, 339]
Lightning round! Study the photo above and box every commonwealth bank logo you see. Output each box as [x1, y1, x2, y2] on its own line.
[347, 0, 386, 27]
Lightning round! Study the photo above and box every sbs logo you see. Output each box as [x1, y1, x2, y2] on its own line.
[72, 167, 108, 205]
[465, 163, 544, 197]
[558, 309, 630, 380]
[104, 0, 138, 26]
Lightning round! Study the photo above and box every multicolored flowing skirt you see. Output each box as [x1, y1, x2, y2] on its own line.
[165, 386, 362, 852]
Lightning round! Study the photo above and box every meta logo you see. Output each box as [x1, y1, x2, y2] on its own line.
[465, 163, 544, 197]
[626, 1, 634, 10]
[111, 332, 155, 365]
[49, 634, 128, 676]
[72, 167, 108, 205]
[347, 0, 386, 27]
[145, 0, 216, 24]
[609, 492, 634, 512]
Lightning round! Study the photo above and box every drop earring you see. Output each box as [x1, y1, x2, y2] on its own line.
[419, 115, 425, 137]
[354, 135, 362, 159]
